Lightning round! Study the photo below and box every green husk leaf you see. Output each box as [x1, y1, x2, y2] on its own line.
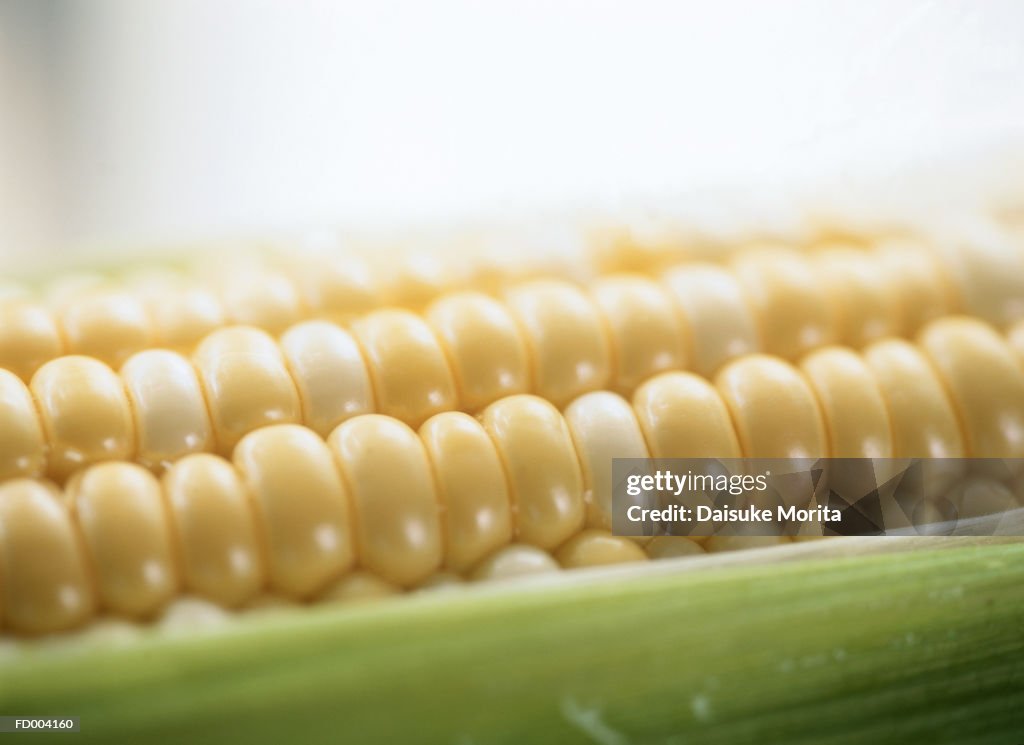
[2, 541, 1023, 744]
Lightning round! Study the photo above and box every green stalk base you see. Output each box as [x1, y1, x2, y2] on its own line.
[2, 543, 1023, 744]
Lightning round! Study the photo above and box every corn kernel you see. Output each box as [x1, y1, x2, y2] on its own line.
[0, 479, 94, 634]
[505, 280, 611, 407]
[554, 530, 648, 569]
[162, 454, 264, 608]
[31, 356, 135, 480]
[481, 396, 585, 550]
[419, 412, 513, 573]
[351, 310, 457, 429]
[0, 370, 46, 481]
[193, 326, 302, 452]
[328, 415, 443, 587]
[235, 425, 355, 599]
[660, 264, 759, 376]
[68, 463, 178, 618]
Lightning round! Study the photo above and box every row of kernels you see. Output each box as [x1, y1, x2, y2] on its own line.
[0, 240, 593, 382]
[600, 224, 1021, 330]
[0, 234, 968, 392]
[4, 304, 1023, 489]
[0, 270, 815, 482]
[622, 317, 1024, 520]
[0, 241, 967, 467]
[3, 315, 1024, 635]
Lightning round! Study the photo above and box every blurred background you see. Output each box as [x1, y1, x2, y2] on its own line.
[1, 0, 1023, 269]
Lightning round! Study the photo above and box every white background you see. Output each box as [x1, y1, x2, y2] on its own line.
[1, 0, 1023, 267]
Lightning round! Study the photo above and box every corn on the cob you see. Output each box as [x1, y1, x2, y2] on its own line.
[2, 315, 1022, 637]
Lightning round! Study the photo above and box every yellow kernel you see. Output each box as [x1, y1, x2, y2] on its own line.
[481, 395, 585, 550]
[935, 230, 1024, 326]
[351, 310, 457, 428]
[69, 463, 178, 618]
[60, 292, 154, 368]
[0, 303, 64, 382]
[589, 222, 687, 274]
[811, 247, 900, 347]
[219, 270, 305, 333]
[121, 350, 213, 469]
[31, 356, 135, 480]
[874, 238, 958, 334]
[730, 246, 835, 359]
[286, 254, 379, 324]
[505, 280, 612, 407]
[0, 369, 46, 481]
[235, 425, 356, 599]
[469, 544, 560, 582]
[65, 617, 142, 647]
[162, 454, 264, 608]
[863, 339, 965, 458]
[919, 317, 1024, 458]
[590, 275, 689, 394]
[329, 415, 443, 587]
[554, 530, 648, 569]
[156, 597, 230, 634]
[425, 292, 530, 411]
[146, 286, 225, 351]
[193, 326, 302, 452]
[800, 347, 892, 458]
[419, 412, 513, 573]
[660, 264, 759, 376]
[280, 321, 375, 437]
[380, 250, 468, 310]
[716, 355, 829, 459]
[565, 391, 650, 530]
[801, 346, 901, 501]
[0, 479, 95, 634]
[633, 372, 741, 458]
